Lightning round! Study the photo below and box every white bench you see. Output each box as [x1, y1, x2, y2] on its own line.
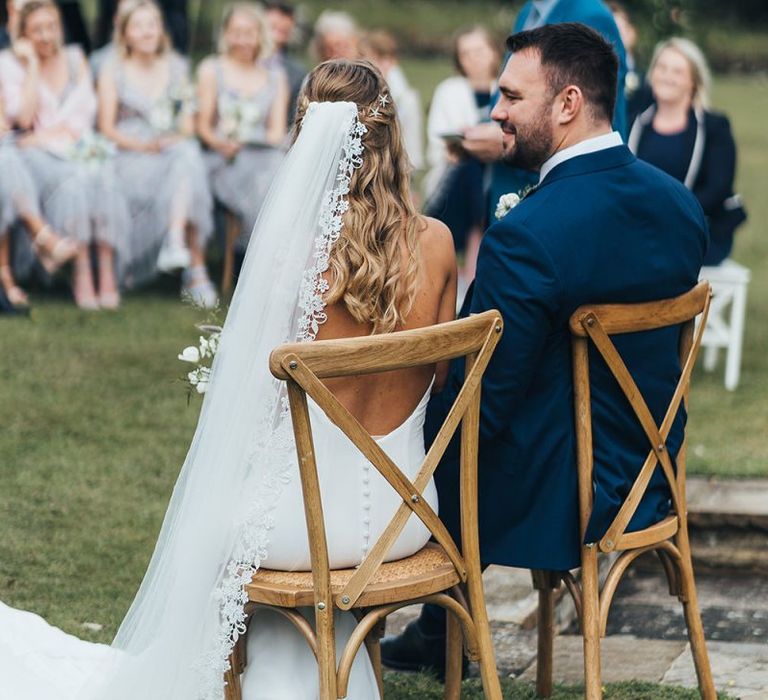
[699, 259, 751, 390]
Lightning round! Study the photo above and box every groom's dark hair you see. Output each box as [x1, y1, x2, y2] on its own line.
[506, 22, 618, 123]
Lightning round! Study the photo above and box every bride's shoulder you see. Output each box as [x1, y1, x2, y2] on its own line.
[416, 215, 455, 263]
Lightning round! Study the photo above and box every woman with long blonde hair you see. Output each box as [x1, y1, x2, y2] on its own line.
[98, 0, 216, 303]
[197, 2, 289, 254]
[0, 59, 456, 699]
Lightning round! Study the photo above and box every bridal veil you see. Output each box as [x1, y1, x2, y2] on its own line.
[81, 102, 367, 700]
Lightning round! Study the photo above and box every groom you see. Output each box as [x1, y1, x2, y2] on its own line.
[383, 22, 708, 673]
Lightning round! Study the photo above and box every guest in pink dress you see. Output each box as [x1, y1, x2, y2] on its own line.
[0, 0, 129, 309]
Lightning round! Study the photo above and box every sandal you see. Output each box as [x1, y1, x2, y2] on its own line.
[0, 265, 29, 311]
[32, 225, 79, 275]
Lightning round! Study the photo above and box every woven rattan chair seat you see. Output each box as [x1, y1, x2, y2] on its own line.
[245, 543, 461, 608]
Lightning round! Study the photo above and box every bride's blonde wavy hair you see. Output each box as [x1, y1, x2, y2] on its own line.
[294, 59, 422, 335]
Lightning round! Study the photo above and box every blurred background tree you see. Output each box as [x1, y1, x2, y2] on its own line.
[64, 0, 767, 72]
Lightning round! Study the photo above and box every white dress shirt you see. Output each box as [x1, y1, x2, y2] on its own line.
[538, 131, 624, 183]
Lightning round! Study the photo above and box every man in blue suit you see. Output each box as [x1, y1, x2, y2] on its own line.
[459, 0, 628, 224]
[382, 22, 708, 676]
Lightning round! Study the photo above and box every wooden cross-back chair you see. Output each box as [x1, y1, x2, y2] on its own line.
[532, 281, 717, 700]
[223, 310, 505, 700]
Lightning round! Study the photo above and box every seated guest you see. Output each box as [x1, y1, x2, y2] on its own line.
[263, 0, 305, 127]
[422, 26, 499, 290]
[196, 2, 287, 254]
[361, 30, 424, 174]
[0, 0, 126, 309]
[98, 0, 215, 305]
[629, 38, 747, 265]
[383, 23, 708, 674]
[89, 0, 129, 81]
[312, 9, 359, 63]
[0, 97, 78, 311]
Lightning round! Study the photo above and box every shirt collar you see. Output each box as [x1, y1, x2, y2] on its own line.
[538, 131, 624, 183]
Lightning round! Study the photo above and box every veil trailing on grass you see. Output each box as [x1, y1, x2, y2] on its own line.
[81, 102, 367, 700]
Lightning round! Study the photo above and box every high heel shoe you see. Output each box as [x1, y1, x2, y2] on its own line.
[0, 265, 30, 312]
[32, 225, 78, 274]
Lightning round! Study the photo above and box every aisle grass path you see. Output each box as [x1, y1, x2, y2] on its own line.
[0, 74, 763, 698]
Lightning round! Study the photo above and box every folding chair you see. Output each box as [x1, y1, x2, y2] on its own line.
[225, 310, 505, 699]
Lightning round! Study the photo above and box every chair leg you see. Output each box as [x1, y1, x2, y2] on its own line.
[531, 570, 559, 698]
[363, 617, 386, 700]
[725, 283, 747, 390]
[315, 605, 339, 700]
[581, 546, 602, 700]
[464, 576, 503, 700]
[676, 531, 717, 700]
[223, 632, 247, 700]
[444, 609, 463, 700]
[702, 345, 718, 372]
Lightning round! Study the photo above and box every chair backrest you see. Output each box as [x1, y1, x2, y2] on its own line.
[269, 310, 503, 611]
[569, 281, 711, 553]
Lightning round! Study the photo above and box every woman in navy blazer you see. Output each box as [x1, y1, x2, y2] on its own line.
[629, 38, 747, 265]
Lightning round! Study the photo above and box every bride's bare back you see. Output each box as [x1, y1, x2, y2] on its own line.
[316, 215, 457, 435]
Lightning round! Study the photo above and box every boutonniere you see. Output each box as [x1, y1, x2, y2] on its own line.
[494, 184, 536, 220]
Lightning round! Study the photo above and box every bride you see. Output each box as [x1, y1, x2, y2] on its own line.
[0, 59, 457, 699]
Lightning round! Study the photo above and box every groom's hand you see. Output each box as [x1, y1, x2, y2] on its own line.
[461, 123, 504, 163]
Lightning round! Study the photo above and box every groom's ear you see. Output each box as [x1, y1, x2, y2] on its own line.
[555, 85, 583, 125]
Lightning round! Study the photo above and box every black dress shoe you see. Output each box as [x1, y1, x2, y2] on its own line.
[380, 619, 468, 681]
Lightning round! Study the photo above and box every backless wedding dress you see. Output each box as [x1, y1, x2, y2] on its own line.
[0, 102, 437, 700]
[0, 386, 436, 700]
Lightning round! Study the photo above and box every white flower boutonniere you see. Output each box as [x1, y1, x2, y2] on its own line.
[494, 184, 536, 220]
[495, 192, 521, 220]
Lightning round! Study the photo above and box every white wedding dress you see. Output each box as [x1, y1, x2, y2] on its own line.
[0, 387, 436, 700]
[0, 102, 438, 700]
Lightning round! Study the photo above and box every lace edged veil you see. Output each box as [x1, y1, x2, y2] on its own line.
[80, 102, 367, 700]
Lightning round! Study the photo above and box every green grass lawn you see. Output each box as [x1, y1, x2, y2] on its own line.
[0, 72, 764, 696]
[383, 674, 729, 699]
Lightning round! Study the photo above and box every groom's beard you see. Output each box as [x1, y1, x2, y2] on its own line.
[499, 106, 554, 171]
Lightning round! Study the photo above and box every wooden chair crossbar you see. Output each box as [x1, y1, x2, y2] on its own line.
[226, 311, 505, 700]
[532, 281, 716, 700]
[578, 286, 710, 551]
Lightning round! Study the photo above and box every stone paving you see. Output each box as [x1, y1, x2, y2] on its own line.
[385, 477, 768, 697]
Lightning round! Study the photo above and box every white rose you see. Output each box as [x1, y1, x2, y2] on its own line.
[495, 192, 521, 220]
[178, 346, 200, 363]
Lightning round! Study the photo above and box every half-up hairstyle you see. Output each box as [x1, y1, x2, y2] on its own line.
[294, 59, 422, 335]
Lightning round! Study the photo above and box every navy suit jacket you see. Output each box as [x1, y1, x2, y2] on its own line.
[488, 0, 629, 221]
[427, 145, 708, 571]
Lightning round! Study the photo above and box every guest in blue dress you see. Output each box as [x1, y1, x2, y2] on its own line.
[629, 38, 747, 266]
